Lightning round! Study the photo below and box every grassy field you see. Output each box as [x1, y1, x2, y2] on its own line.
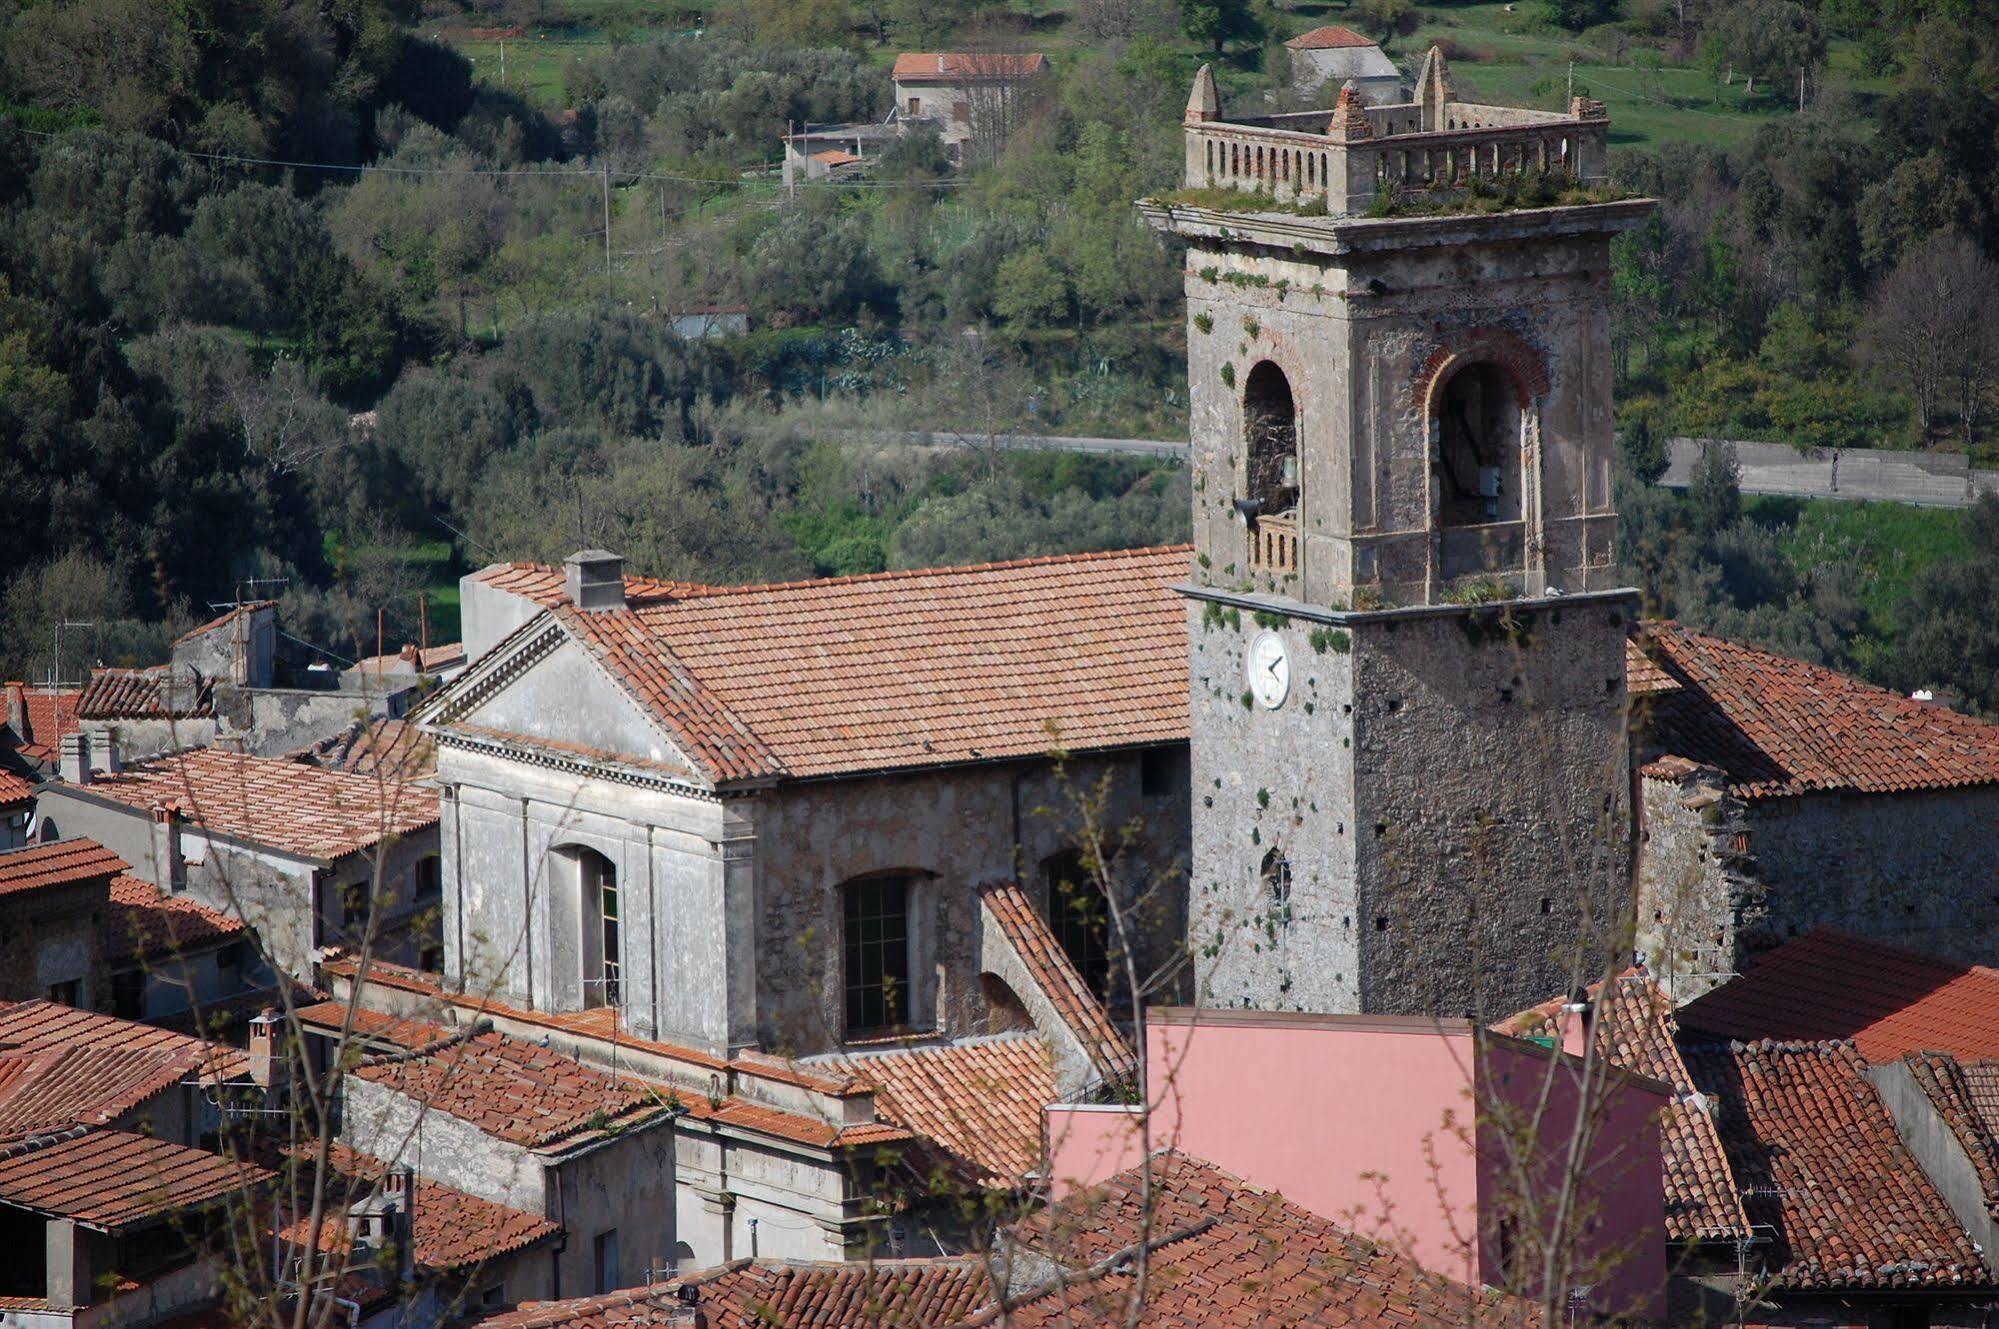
[1749, 495, 1967, 630]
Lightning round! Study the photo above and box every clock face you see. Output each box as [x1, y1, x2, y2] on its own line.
[1248, 630, 1290, 709]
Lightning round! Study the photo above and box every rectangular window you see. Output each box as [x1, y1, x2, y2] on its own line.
[907, 97, 920, 115]
[111, 968, 145, 1020]
[415, 855, 442, 902]
[593, 1229, 620, 1294]
[45, 979, 80, 1007]
[342, 880, 371, 931]
[600, 872, 621, 1007]
[843, 876, 911, 1035]
[1140, 746, 1186, 798]
[480, 1286, 505, 1309]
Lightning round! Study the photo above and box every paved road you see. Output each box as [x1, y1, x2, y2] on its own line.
[828, 427, 1188, 460]
[1662, 437, 1999, 509]
[833, 427, 1999, 509]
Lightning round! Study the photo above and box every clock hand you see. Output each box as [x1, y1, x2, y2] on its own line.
[1265, 658, 1280, 675]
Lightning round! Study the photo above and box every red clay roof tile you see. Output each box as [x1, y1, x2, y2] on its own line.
[1283, 24, 1379, 48]
[978, 881, 1136, 1087]
[354, 1030, 669, 1151]
[0, 998, 249, 1080]
[100, 872, 247, 968]
[0, 838, 126, 896]
[281, 1143, 562, 1270]
[891, 52, 1049, 81]
[0, 1128, 269, 1231]
[1640, 622, 1999, 799]
[78, 747, 438, 862]
[1679, 929, 1999, 1061]
[77, 667, 213, 720]
[1683, 1038, 1990, 1291]
[476, 547, 1192, 785]
[828, 1034, 1055, 1187]
[0, 1045, 203, 1138]
[994, 1152, 1543, 1327]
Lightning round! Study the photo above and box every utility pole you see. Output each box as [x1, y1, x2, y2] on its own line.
[1566, 60, 1574, 104]
[1797, 65, 1805, 113]
[601, 162, 613, 286]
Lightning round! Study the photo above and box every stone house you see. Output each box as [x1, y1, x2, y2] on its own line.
[432, 547, 1189, 1070]
[1520, 945, 1999, 1325]
[889, 52, 1048, 158]
[1, 682, 78, 781]
[0, 1002, 268, 1329]
[0, 840, 119, 1007]
[72, 602, 427, 765]
[0, 770, 32, 850]
[336, 1023, 680, 1301]
[33, 744, 441, 978]
[1631, 622, 1999, 999]
[1282, 25, 1401, 100]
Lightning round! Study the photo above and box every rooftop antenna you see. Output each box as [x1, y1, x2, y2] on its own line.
[50, 620, 95, 747]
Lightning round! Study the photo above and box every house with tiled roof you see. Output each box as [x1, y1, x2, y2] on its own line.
[889, 52, 1048, 158]
[336, 1023, 680, 1299]
[1, 680, 78, 780]
[273, 1143, 565, 1319]
[0, 839, 124, 1008]
[1282, 24, 1401, 100]
[460, 1150, 1545, 1329]
[0, 767, 32, 850]
[382, 548, 1186, 1264]
[1506, 959, 1999, 1323]
[0, 1127, 272, 1328]
[1631, 622, 1999, 999]
[35, 747, 442, 978]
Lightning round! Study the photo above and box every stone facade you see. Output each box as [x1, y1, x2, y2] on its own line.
[1637, 767, 1999, 1000]
[1159, 67, 1647, 1019]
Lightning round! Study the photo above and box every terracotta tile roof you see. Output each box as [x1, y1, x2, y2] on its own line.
[469, 563, 712, 609]
[6, 686, 79, 764]
[294, 999, 440, 1050]
[1679, 929, 1999, 1061]
[977, 881, 1136, 1087]
[354, 1030, 669, 1151]
[293, 718, 437, 782]
[0, 837, 126, 897]
[0, 1128, 269, 1231]
[78, 747, 439, 862]
[172, 601, 274, 646]
[348, 643, 465, 677]
[513, 546, 1192, 785]
[1284, 23, 1378, 48]
[0, 1044, 201, 1138]
[472, 1258, 994, 1329]
[1625, 637, 1678, 696]
[1640, 622, 1999, 799]
[101, 872, 247, 968]
[1683, 1038, 1990, 1291]
[891, 52, 1049, 82]
[828, 1034, 1055, 1187]
[282, 1143, 562, 1270]
[1903, 1052, 1999, 1218]
[1502, 973, 1748, 1242]
[992, 1152, 1543, 1327]
[77, 666, 213, 720]
[0, 998, 249, 1080]
[809, 149, 861, 166]
[0, 769, 32, 808]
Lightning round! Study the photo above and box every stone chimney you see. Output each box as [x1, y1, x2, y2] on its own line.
[3, 682, 24, 738]
[247, 1007, 284, 1090]
[564, 549, 627, 613]
[58, 731, 90, 785]
[150, 803, 187, 892]
[98, 731, 121, 777]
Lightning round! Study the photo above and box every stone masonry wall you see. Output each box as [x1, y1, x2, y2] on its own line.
[747, 752, 1190, 1057]
[1350, 599, 1633, 1018]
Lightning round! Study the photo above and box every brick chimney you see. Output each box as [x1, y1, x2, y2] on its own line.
[564, 550, 627, 613]
[58, 731, 90, 785]
[3, 682, 24, 738]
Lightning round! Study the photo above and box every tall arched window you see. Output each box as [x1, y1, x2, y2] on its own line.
[1435, 362, 1523, 529]
[572, 848, 621, 1009]
[1044, 850, 1111, 1000]
[1243, 361, 1299, 519]
[842, 873, 913, 1035]
[1261, 848, 1293, 928]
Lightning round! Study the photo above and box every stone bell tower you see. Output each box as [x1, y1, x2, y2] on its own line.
[1146, 51, 1655, 1018]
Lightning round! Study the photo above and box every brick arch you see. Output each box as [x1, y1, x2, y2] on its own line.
[1412, 328, 1550, 413]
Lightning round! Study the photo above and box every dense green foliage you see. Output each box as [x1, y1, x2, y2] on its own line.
[7, 0, 1999, 714]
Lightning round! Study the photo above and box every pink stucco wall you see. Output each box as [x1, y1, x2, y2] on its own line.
[1040, 1008, 1666, 1321]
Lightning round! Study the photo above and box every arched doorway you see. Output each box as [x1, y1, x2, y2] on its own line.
[1434, 362, 1522, 528]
